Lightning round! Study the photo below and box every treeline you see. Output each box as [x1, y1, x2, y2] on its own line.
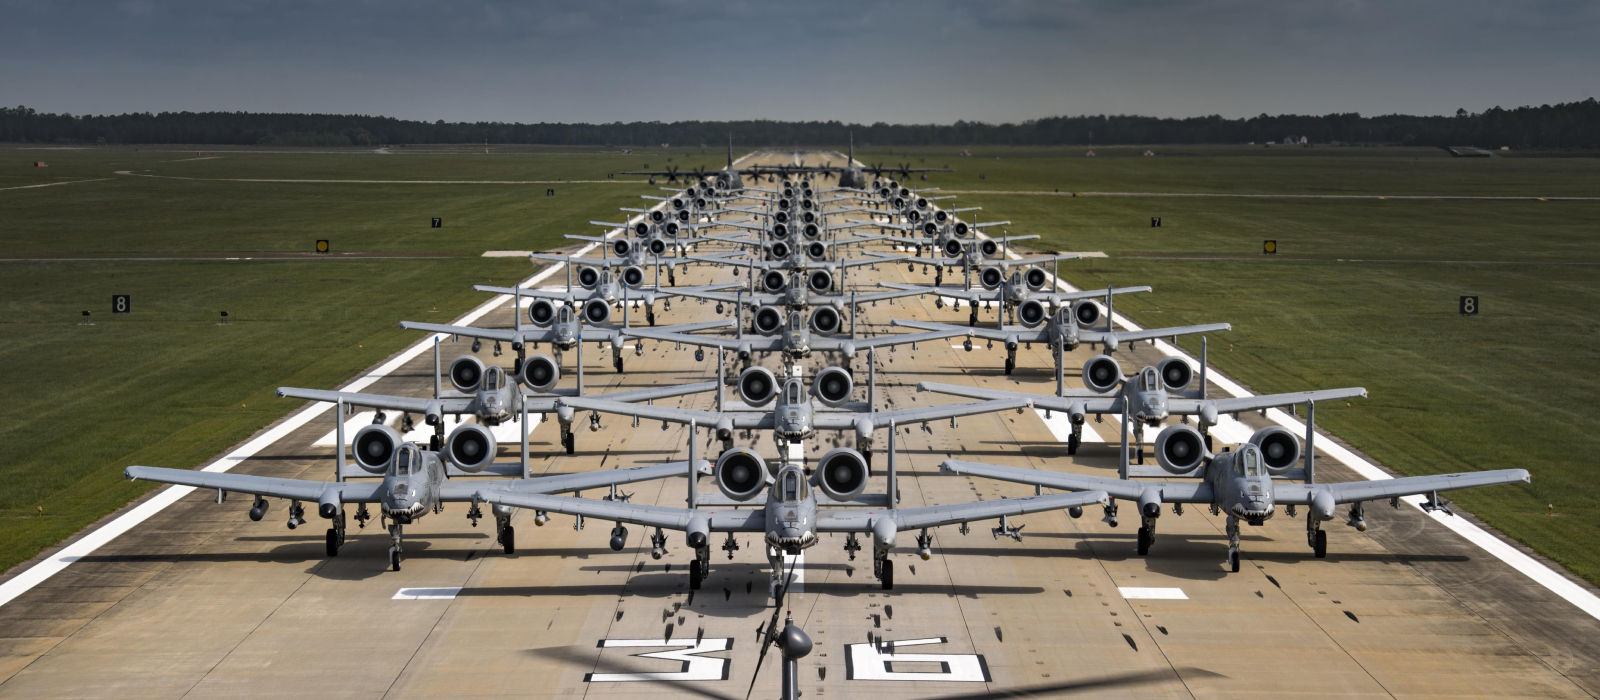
[3, 99, 1599, 148]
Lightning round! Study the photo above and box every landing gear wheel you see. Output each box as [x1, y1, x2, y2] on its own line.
[1228, 549, 1240, 573]
[1067, 434, 1080, 456]
[563, 432, 575, 454]
[881, 560, 894, 590]
[1136, 447, 1145, 465]
[690, 559, 703, 590]
[1004, 358, 1015, 375]
[391, 550, 402, 572]
[503, 526, 516, 555]
[326, 529, 339, 557]
[1137, 527, 1151, 556]
[1204, 434, 1214, 452]
[429, 434, 442, 452]
[614, 357, 624, 373]
[1313, 530, 1327, 559]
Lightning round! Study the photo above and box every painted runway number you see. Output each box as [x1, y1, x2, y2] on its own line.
[587, 638, 733, 682]
[845, 637, 991, 682]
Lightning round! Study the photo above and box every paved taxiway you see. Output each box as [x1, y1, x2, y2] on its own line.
[1, 154, 1597, 699]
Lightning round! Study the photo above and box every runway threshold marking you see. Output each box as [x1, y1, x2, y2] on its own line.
[1118, 587, 1187, 600]
[393, 587, 462, 600]
[0, 197, 675, 610]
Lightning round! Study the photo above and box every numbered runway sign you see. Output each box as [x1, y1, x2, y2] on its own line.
[585, 638, 733, 682]
[1460, 295, 1479, 315]
[112, 295, 131, 314]
[1151, 217, 1161, 228]
[431, 217, 442, 228]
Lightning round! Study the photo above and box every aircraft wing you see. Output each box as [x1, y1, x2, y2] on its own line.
[436, 460, 714, 501]
[1168, 388, 1369, 415]
[815, 398, 1030, 431]
[398, 321, 546, 344]
[125, 466, 384, 503]
[837, 253, 911, 268]
[1080, 322, 1231, 345]
[1037, 286, 1154, 304]
[664, 287, 771, 306]
[472, 490, 768, 532]
[273, 387, 461, 415]
[622, 327, 778, 352]
[915, 382, 1119, 413]
[814, 328, 971, 353]
[828, 287, 937, 305]
[892, 319, 1046, 344]
[1274, 469, 1530, 506]
[814, 491, 1110, 532]
[593, 380, 722, 404]
[559, 397, 774, 430]
[878, 282, 995, 305]
[940, 460, 1212, 502]
[474, 284, 573, 301]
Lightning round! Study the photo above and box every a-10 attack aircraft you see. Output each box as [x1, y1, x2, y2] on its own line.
[894, 300, 1230, 374]
[920, 351, 1369, 456]
[881, 262, 1152, 327]
[278, 348, 716, 456]
[562, 363, 1031, 464]
[627, 306, 969, 370]
[472, 425, 1105, 600]
[126, 436, 711, 572]
[941, 420, 1530, 571]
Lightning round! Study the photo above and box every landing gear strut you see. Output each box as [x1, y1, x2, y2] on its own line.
[1308, 510, 1327, 558]
[1067, 423, 1083, 455]
[1225, 515, 1241, 572]
[495, 505, 515, 554]
[325, 510, 346, 557]
[388, 522, 404, 571]
[691, 544, 710, 590]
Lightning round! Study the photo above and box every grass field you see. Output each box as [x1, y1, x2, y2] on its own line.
[3, 143, 1599, 588]
[856, 144, 1600, 583]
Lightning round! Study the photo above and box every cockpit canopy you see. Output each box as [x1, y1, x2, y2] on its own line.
[392, 444, 418, 476]
[778, 469, 809, 502]
[789, 311, 804, 331]
[557, 305, 573, 324]
[1140, 367, 1161, 392]
[483, 366, 502, 392]
[785, 378, 803, 405]
[1236, 445, 1264, 477]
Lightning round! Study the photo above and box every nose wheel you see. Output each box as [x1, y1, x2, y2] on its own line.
[388, 522, 404, 572]
[1225, 515, 1241, 572]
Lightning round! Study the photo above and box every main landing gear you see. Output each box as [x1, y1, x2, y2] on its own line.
[388, 521, 404, 571]
[1225, 515, 1241, 573]
[495, 504, 516, 555]
[326, 510, 346, 557]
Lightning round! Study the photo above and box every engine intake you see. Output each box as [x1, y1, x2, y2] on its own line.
[738, 366, 778, 407]
[1081, 355, 1123, 393]
[446, 423, 497, 473]
[772, 223, 790, 239]
[1156, 357, 1194, 392]
[1017, 299, 1049, 328]
[519, 354, 560, 393]
[1248, 426, 1302, 474]
[954, 222, 970, 237]
[979, 266, 1005, 289]
[582, 298, 611, 325]
[449, 355, 487, 392]
[621, 265, 646, 289]
[1071, 300, 1100, 327]
[351, 424, 402, 474]
[715, 448, 768, 502]
[612, 239, 632, 257]
[803, 224, 821, 239]
[815, 448, 869, 502]
[762, 270, 787, 293]
[1025, 267, 1050, 291]
[943, 239, 964, 258]
[648, 239, 667, 256]
[809, 306, 842, 336]
[769, 241, 790, 260]
[806, 241, 827, 260]
[577, 266, 601, 289]
[753, 306, 784, 336]
[813, 366, 853, 407]
[807, 269, 833, 293]
[527, 299, 557, 327]
[1155, 424, 1209, 475]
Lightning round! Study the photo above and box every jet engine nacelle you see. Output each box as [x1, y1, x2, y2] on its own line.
[803, 223, 821, 239]
[671, 197, 686, 210]
[979, 266, 1005, 289]
[943, 238, 964, 258]
[922, 222, 939, 237]
[934, 210, 949, 223]
[518, 354, 560, 393]
[807, 269, 833, 293]
[647, 238, 668, 256]
[582, 298, 611, 325]
[1024, 267, 1050, 291]
[806, 241, 827, 260]
[769, 241, 791, 260]
[715, 448, 768, 502]
[1071, 299, 1100, 327]
[1081, 355, 1124, 393]
[771, 223, 790, 239]
[649, 210, 666, 223]
[446, 423, 497, 473]
[761, 270, 787, 293]
[664, 221, 681, 237]
[621, 265, 646, 289]
[753, 305, 784, 336]
[1154, 424, 1210, 475]
[954, 222, 970, 237]
[449, 355, 487, 392]
[809, 306, 842, 336]
[979, 239, 999, 257]
[633, 222, 650, 237]
[612, 239, 633, 257]
[738, 366, 778, 407]
[577, 266, 601, 289]
[774, 211, 789, 224]
[527, 299, 557, 327]
[1017, 299, 1049, 328]
[351, 424, 403, 474]
[1155, 357, 1194, 392]
[1248, 426, 1302, 474]
[777, 198, 791, 211]
[812, 366, 853, 407]
[815, 448, 869, 502]
[915, 197, 929, 210]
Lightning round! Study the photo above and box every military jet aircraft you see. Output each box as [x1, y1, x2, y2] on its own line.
[919, 349, 1368, 457]
[619, 135, 746, 193]
[126, 436, 711, 572]
[942, 421, 1530, 571]
[626, 305, 969, 371]
[279, 344, 718, 456]
[561, 362, 1031, 464]
[671, 266, 932, 316]
[884, 275, 1150, 329]
[893, 302, 1230, 374]
[473, 422, 1105, 598]
[397, 290, 732, 373]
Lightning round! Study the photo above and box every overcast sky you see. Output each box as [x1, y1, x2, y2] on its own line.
[2, 0, 1596, 124]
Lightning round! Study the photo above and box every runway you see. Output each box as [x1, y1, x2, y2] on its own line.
[1, 153, 1597, 699]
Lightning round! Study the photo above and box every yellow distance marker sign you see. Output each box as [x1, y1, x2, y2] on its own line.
[316, 239, 329, 254]
[1263, 240, 1278, 255]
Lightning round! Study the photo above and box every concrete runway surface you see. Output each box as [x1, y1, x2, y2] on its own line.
[1, 153, 1597, 700]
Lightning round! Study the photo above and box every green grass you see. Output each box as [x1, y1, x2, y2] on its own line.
[0, 146, 642, 574]
[856, 145, 1600, 583]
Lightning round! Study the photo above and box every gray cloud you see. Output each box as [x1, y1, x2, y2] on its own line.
[0, 0, 1595, 123]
